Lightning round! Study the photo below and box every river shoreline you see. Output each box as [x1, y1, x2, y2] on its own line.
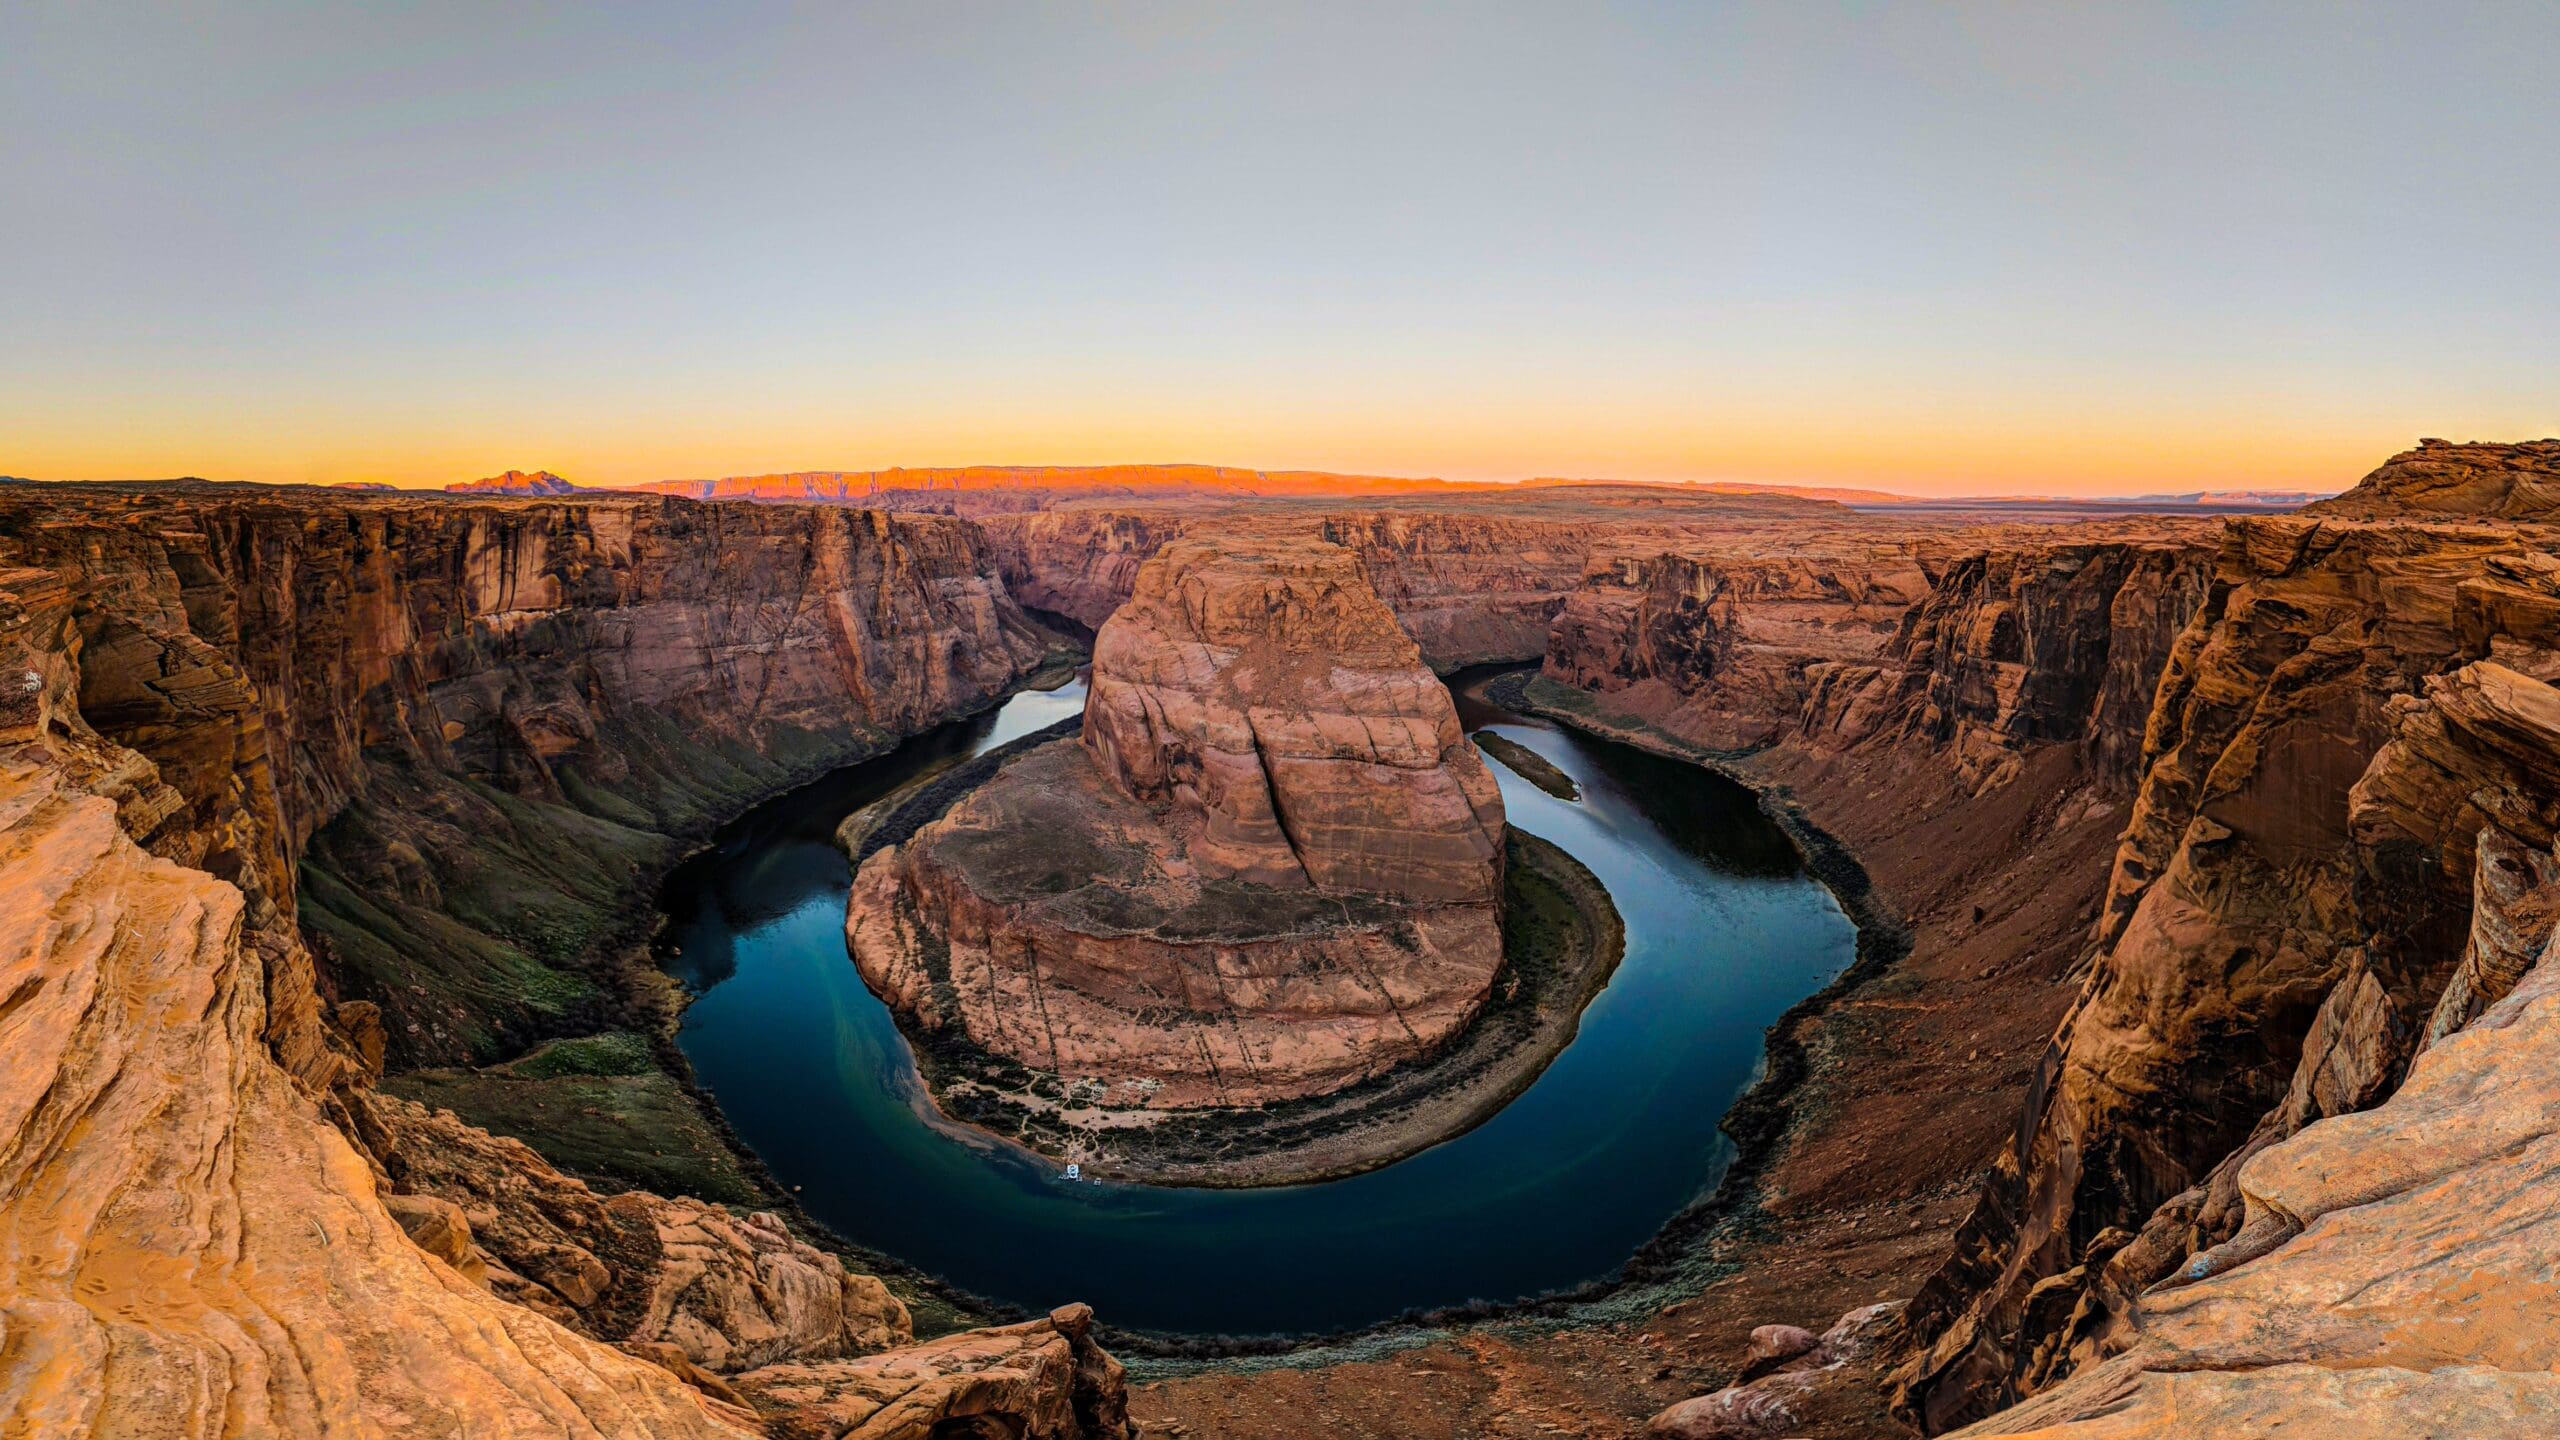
[642, 664, 1894, 1356]
[843, 770, 1628, 1187]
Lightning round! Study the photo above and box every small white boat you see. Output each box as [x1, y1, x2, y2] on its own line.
[1063, 1163, 1082, 1182]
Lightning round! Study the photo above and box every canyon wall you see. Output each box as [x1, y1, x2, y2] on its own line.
[1951, 754, 2560, 1437]
[980, 506, 1600, 667]
[1794, 541, 2213, 790]
[0, 488, 1052, 1068]
[1546, 544, 1934, 752]
[1524, 480, 2560, 1438]
[1889, 506, 2560, 1429]
[0, 489, 1133, 1438]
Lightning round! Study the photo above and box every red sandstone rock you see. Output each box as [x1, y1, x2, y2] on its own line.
[0, 506, 1127, 1439]
[851, 536, 1509, 1111]
[1547, 546, 1933, 752]
[1081, 537, 1504, 901]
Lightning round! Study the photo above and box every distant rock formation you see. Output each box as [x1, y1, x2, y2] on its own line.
[636, 463, 1484, 515]
[1545, 545, 1934, 752]
[851, 536, 1508, 1110]
[445, 467, 586, 496]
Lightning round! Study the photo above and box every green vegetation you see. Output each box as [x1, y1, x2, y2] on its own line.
[297, 709, 909, 1069]
[1475, 732, 1579, 801]
[385, 1033, 759, 1203]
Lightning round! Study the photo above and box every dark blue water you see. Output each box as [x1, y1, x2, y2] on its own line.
[658, 672, 1853, 1336]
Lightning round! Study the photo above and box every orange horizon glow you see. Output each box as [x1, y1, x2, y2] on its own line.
[8, 406, 2543, 499]
[8, 8, 2553, 502]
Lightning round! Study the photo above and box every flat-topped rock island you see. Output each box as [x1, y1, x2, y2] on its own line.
[847, 537, 1621, 1182]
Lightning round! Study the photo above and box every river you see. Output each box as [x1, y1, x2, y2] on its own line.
[656, 669, 1854, 1337]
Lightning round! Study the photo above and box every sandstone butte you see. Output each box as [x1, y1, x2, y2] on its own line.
[5, 439, 2560, 1440]
[849, 535, 1509, 1111]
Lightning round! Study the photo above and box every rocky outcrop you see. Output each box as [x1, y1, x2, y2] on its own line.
[1080, 538, 1505, 901]
[446, 469, 587, 496]
[354, 1092, 913, 1372]
[728, 1304, 1133, 1440]
[1954, 920, 2560, 1439]
[0, 730, 752, 1436]
[2304, 437, 2560, 522]
[851, 536, 1508, 1112]
[0, 496, 1132, 1439]
[1645, 1302, 1907, 1439]
[1892, 518, 2560, 1431]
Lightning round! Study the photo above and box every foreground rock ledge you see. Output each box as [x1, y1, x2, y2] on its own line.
[850, 536, 1509, 1117]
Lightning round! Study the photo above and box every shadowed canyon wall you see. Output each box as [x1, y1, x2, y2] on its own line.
[2, 490, 1051, 1068]
[0, 487, 1135, 1438]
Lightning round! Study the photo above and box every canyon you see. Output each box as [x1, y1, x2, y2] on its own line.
[3, 439, 2557, 1439]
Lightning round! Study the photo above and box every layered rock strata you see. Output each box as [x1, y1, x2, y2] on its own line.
[1795, 540, 2214, 790]
[0, 486, 1051, 1068]
[1545, 546, 1934, 752]
[2303, 436, 2560, 522]
[851, 537, 1508, 1111]
[0, 495, 1129, 1438]
[1892, 515, 2560, 1430]
[1953, 916, 2560, 1439]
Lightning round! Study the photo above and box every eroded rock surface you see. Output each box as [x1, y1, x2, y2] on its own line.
[2304, 437, 2560, 522]
[728, 1303, 1133, 1440]
[852, 536, 1508, 1112]
[0, 486, 1052, 1067]
[355, 1092, 913, 1372]
[0, 734, 748, 1436]
[0, 499, 1128, 1440]
[1081, 538, 1504, 901]
[1955, 925, 2560, 1438]
[1892, 516, 2560, 1430]
[1548, 546, 1934, 752]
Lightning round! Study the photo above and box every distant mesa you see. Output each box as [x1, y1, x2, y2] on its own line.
[328, 481, 400, 491]
[443, 468, 589, 497]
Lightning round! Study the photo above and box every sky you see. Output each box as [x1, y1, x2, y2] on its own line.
[4, 3, 2555, 496]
